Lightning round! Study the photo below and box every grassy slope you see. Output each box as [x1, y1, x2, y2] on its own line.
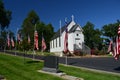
[0, 53, 63, 80]
[60, 65, 120, 80]
[0, 53, 120, 80]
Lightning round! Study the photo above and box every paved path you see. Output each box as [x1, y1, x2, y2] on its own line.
[1, 51, 120, 74]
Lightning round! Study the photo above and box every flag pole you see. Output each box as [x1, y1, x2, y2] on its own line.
[4, 40, 7, 54]
[59, 20, 63, 57]
[41, 33, 43, 55]
[15, 28, 18, 56]
[33, 24, 36, 60]
[4, 34, 7, 53]
[64, 20, 68, 66]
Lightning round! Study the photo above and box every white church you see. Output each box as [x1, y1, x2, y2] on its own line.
[50, 15, 90, 56]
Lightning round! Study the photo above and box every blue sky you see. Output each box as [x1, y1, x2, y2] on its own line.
[3, 0, 120, 33]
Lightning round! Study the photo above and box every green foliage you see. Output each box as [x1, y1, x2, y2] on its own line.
[0, 0, 12, 50]
[0, 53, 63, 80]
[0, 0, 12, 30]
[20, 10, 54, 51]
[82, 21, 102, 50]
[0, 30, 15, 50]
[101, 21, 119, 53]
[21, 10, 40, 40]
[101, 22, 119, 40]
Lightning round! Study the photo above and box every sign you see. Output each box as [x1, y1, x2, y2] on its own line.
[42, 56, 60, 73]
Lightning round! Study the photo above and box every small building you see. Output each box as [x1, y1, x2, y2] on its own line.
[50, 15, 90, 56]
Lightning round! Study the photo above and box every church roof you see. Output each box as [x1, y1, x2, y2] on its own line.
[69, 24, 83, 33]
[51, 20, 83, 40]
[51, 21, 71, 40]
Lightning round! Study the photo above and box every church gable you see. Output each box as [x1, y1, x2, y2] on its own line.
[69, 24, 83, 33]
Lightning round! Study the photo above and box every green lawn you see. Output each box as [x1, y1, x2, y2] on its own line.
[0, 53, 63, 80]
[0, 52, 120, 80]
[60, 65, 120, 80]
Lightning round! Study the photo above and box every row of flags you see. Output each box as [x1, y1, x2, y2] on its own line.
[7, 34, 14, 47]
[34, 30, 47, 51]
[7, 30, 47, 51]
[108, 25, 120, 60]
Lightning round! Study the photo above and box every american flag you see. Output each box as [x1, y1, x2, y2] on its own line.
[42, 35, 46, 51]
[17, 33, 21, 44]
[115, 25, 120, 60]
[115, 36, 120, 60]
[34, 30, 39, 50]
[109, 25, 120, 60]
[64, 27, 68, 53]
[7, 34, 10, 47]
[11, 37, 15, 47]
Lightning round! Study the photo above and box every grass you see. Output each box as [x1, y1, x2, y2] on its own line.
[60, 65, 120, 80]
[0, 52, 120, 80]
[0, 53, 63, 80]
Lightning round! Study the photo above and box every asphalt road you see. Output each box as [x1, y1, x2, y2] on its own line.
[59, 57, 120, 73]
[1, 51, 120, 74]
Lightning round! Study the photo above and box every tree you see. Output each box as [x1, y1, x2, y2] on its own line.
[20, 10, 40, 50]
[101, 23, 119, 40]
[0, 30, 15, 50]
[82, 21, 102, 50]
[37, 23, 54, 50]
[0, 0, 12, 49]
[22, 10, 39, 37]
[36, 22, 54, 51]
[0, 0, 12, 30]
[21, 10, 54, 51]
[0, 30, 7, 49]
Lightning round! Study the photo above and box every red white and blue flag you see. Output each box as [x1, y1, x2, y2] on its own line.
[108, 25, 120, 60]
[34, 30, 39, 50]
[7, 33, 10, 47]
[17, 33, 21, 44]
[64, 27, 68, 53]
[11, 37, 15, 47]
[42, 35, 46, 51]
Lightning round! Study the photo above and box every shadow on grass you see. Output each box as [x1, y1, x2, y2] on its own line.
[26, 60, 40, 64]
[69, 62, 77, 65]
